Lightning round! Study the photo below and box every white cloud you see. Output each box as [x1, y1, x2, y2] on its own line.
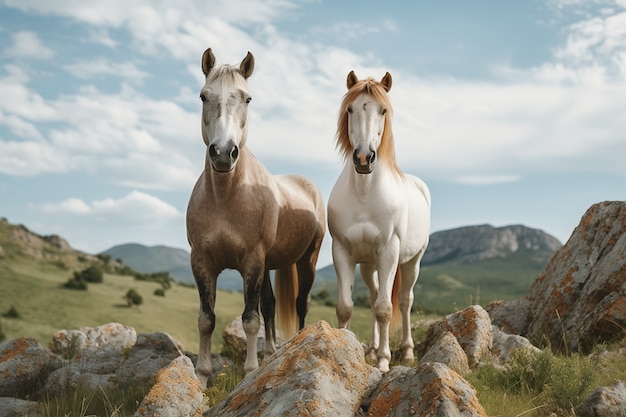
[3, 31, 53, 59]
[64, 59, 149, 84]
[40, 191, 182, 222]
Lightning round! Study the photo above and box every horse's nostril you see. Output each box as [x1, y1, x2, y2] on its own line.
[230, 145, 239, 161]
[368, 151, 376, 164]
[208, 144, 220, 159]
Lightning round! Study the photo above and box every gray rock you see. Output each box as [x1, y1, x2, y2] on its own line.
[0, 397, 44, 417]
[420, 330, 470, 375]
[0, 337, 62, 398]
[576, 380, 626, 417]
[363, 362, 487, 417]
[206, 320, 382, 417]
[489, 201, 626, 353]
[491, 326, 540, 366]
[134, 355, 204, 417]
[426, 305, 493, 368]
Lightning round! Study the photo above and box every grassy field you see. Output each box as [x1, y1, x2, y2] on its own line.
[0, 258, 388, 353]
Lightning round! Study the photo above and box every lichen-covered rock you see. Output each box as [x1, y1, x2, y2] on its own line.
[207, 320, 382, 417]
[576, 380, 626, 417]
[0, 397, 44, 417]
[426, 305, 493, 368]
[489, 201, 626, 352]
[49, 322, 137, 370]
[134, 355, 204, 417]
[491, 326, 540, 366]
[116, 332, 185, 387]
[364, 362, 487, 417]
[0, 337, 62, 398]
[420, 331, 470, 375]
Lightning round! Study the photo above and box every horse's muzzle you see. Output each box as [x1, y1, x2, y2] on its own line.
[353, 148, 376, 174]
[208, 140, 239, 172]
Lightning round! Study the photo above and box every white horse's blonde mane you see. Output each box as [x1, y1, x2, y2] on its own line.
[335, 78, 402, 177]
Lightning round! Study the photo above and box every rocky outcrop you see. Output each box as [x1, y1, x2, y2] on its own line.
[488, 201, 626, 352]
[209, 319, 490, 417]
[422, 224, 562, 265]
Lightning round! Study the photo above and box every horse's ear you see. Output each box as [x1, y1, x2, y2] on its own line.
[240, 52, 255, 79]
[346, 70, 359, 89]
[381, 72, 392, 92]
[202, 48, 216, 77]
[346, 71, 359, 90]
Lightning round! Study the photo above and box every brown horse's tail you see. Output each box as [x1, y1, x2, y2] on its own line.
[390, 267, 402, 333]
[274, 264, 299, 340]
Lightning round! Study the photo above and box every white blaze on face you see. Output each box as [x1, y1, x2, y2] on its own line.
[348, 93, 386, 156]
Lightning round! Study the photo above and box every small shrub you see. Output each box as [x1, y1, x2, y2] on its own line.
[74, 265, 103, 283]
[154, 288, 166, 297]
[2, 305, 21, 319]
[63, 277, 88, 291]
[0, 322, 5, 342]
[125, 289, 143, 307]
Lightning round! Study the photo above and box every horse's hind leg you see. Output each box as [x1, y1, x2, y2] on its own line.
[260, 269, 276, 355]
[191, 252, 218, 388]
[295, 230, 324, 329]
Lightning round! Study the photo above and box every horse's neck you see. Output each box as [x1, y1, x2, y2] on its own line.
[203, 148, 267, 194]
[344, 161, 401, 193]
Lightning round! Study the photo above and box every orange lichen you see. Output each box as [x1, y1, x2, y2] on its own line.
[0, 337, 31, 363]
[367, 386, 403, 416]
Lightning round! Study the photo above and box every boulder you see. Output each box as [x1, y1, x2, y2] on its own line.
[0, 337, 62, 398]
[425, 305, 493, 368]
[576, 380, 626, 417]
[206, 320, 382, 417]
[490, 326, 540, 366]
[0, 397, 44, 417]
[489, 201, 626, 352]
[135, 355, 204, 417]
[420, 331, 470, 376]
[362, 362, 487, 417]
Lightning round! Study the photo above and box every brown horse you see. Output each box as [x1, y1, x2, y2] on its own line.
[186, 48, 325, 387]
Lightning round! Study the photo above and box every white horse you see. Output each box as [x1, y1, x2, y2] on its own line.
[328, 70, 431, 372]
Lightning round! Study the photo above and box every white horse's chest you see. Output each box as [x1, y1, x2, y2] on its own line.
[328, 173, 407, 261]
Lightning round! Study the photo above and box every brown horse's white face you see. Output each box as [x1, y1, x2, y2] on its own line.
[200, 48, 255, 173]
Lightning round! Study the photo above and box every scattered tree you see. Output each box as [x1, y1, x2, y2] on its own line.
[63, 277, 88, 290]
[74, 265, 103, 283]
[2, 305, 21, 319]
[125, 289, 143, 307]
[154, 288, 166, 297]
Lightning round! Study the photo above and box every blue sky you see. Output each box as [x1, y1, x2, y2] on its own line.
[1, 0, 625, 268]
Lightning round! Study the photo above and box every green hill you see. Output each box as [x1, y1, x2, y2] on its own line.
[0, 217, 370, 350]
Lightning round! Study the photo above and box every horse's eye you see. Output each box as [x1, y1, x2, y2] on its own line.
[246, 97, 252, 104]
[199, 93, 207, 103]
[347, 105, 353, 114]
[381, 108, 387, 116]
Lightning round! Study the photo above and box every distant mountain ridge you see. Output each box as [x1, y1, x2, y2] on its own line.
[422, 224, 562, 265]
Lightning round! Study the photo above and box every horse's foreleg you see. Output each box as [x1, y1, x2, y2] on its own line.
[242, 263, 263, 374]
[398, 254, 423, 363]
[360, 263, 379, 361]
[260, 270, 276, 356]
[332, 240, 356, 328]
[374, 245, 400, 372]
[192, 259, 217, 388]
